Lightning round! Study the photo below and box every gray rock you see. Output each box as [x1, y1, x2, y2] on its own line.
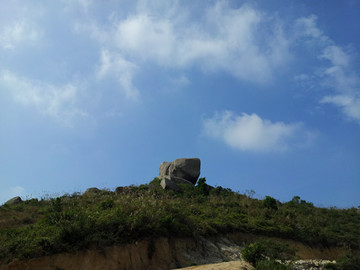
[159, 158, 201, 185]
[291, 259, 336, 270]
[83, 187, 100, 195]
[5, 196, 22, 205]
[160, 176, 194, 192]
[115, 186, 125, 194]
[159, 162, 172, 179]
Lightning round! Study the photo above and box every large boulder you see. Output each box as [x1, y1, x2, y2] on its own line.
[5, 196, 22, 205]
[159, 158, 201, 185]
[160, 176, 194, 192]
[159, 158, 201, 191]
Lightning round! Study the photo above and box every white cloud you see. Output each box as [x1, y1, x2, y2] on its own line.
[203, 111, 311, 152]
[321, 46, 351, 68]
[79, 2, 292, 95]
[295, 15, 325, 41]
[0, 70, 87, 125]
[295, 16, 360, 124]
[320, 46, 358, 92]
[0, 20, 41, 50]
[114, 14, 176, 64]
[319, 46, 360, 124]
[117, 3, 290, 81]
[321, 95, 360, 123]
[97, 50, 140, 101]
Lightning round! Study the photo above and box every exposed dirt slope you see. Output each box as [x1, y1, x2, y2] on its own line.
[0, 236, 243, 270]
[174, 261, 254, 270]
[0, 233, 343, 270]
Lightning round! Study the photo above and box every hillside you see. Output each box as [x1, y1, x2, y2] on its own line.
[0, 178, 359, 269]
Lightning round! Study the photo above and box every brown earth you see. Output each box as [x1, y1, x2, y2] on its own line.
[0, 233, 344, 270]
[174, 261, 254, 270]
[0, 236, 242, 270]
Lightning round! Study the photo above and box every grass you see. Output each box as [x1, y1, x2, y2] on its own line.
[0, 178, 359, 265]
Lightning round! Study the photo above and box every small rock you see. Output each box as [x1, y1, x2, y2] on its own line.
[83, 187, 101, 195]
[5, 196, 22, 205]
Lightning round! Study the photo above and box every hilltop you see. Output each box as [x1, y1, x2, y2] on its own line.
[0, 176, 359, 269]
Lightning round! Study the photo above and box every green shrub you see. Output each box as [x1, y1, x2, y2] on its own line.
[98, 199, 115, 210]
[241, 240, 295, 266]
[196, 177, 209, 195]
[333, 252, 360, 270]
[263, 196, 278, 210]
[52, 198, 62, 213]
[149, 177, 161, 187]
[241, 242, 265, 265]
[261, 240, 295, 261]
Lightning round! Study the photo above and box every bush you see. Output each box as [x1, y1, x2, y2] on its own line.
[263, 196, 278, 210]
[149, 177, 161, 189]
[331, 252, 360, 270]
[98, 199, 114, 210]
[196, 177, 211, 196]
[52, 198, 62, 213]
[241, 242, 265, 265]
[241, 240, 295, 266]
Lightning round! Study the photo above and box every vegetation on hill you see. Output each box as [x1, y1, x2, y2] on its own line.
[0, 178, 359, 266]
[241, 240, 360, 270]
[241, 240, 295, 269]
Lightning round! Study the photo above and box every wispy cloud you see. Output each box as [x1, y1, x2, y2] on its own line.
[321, 95, 360, 122]
[0, 20, 42, 50]
[203, 111, 313, 152]
[114, 14, 176, 64]
[295, 15, 360, 124]
[319, 46, 360, 123]
[96, 50, 140, 101]
[77, 2, 292, 98]
[294, 15, 328, 42]
[0, 70, 87, 125]
[115, 2, 290, 81]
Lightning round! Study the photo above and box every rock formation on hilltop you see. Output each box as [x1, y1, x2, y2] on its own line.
[5, 196, 22, 205]
[83, 187, 101, 195]
[159, 158, 201, 191]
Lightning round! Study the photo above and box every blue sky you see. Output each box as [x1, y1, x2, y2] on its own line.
[0, 0, 359, 208]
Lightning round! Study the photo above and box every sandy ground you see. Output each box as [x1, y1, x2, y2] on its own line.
[174, 261, 254, 270]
